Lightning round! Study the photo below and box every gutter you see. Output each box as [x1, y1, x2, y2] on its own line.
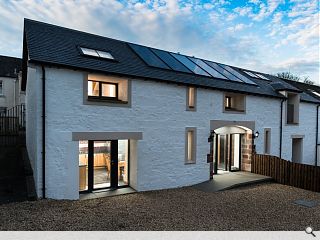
[316, 105, 319, 166]
[41, 66, 46, 199]
[279, 98, 285, 159]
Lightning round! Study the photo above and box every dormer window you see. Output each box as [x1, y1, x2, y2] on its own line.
[80, 47, 114, 60]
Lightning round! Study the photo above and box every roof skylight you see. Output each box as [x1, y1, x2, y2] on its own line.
[255, 73, 270, 80]
[80, 47, 114, 60]
[309, 90, 320, 98]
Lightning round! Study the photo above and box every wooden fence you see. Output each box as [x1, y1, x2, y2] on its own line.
[252, 154, 320, 192]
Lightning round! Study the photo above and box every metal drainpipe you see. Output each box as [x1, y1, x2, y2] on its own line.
[279, 98, 285, 159]
[42, 66, 46, 199]
[315, 105, 319, 166]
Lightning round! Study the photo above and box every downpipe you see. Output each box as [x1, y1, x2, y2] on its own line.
[315, 105, 319, 166]
[279, 98, 285, 159]
[42, 66, 46, 199]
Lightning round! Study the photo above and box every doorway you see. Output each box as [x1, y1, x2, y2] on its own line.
[215, 133, 242, 173]
[79, 139, 129, 192]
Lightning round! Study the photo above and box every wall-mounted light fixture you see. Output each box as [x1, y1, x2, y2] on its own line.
[254, 131, 260, 139]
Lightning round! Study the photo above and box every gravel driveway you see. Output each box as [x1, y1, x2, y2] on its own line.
[0, 183, 319, 231]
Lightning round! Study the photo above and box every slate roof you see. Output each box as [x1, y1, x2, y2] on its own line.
[0, 55, 22, 78]
[282, 79, 320, 103]
[22, 19, 318, 104]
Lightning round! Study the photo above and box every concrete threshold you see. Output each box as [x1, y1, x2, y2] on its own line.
[80, 187, 136, 200]
[193, 171, 273, 192]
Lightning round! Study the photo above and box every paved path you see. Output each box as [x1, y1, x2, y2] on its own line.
[193, 171, 273, 192]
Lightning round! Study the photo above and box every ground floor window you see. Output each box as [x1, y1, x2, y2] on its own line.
[264, 128, 271, 154]
[79, 139, 129, 192]
[185, 127, 196, 164]
[292, 137, 303, 163]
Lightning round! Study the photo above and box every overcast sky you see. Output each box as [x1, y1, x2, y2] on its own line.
[0, 0, 318, 83]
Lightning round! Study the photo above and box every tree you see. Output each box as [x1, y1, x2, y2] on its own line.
[276, 71, 313, 85]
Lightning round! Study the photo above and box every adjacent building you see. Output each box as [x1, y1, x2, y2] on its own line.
[21, 19, 320, 200]
[0, 55, 24, 113]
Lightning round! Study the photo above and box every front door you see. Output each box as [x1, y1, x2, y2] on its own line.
[79, 140, 129, 192]
[212, 133, 242, 174]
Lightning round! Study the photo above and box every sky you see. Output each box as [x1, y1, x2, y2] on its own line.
[0, 0, 319, 83]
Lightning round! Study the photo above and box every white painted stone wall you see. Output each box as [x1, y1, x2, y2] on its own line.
[25, 66, 42, 195]
[282, 102, 318, 165]
[25, 66, 319, 199]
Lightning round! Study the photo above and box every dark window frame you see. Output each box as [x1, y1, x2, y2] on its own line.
[88, 80, 119, 101]
[0, 80, 3, 95]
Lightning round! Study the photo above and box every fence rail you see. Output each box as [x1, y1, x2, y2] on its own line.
[0, 104, 25, 137]
[252, 154, 320, 192]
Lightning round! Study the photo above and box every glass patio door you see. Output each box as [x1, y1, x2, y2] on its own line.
[79, 140, 129, 192]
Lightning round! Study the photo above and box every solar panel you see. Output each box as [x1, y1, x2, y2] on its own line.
[189, 57, 228, 79]
[204, 61, 242, 82]
[151, 48, 191, 73]
[128, 43, 170, 69]
[128, 43, 259, 86]
[220, 64, 257, 85]
[170, 53, 211, 77]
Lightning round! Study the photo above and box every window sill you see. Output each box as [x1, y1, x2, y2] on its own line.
[286, 122, 299, 126]
[186, 106, 196, 111]
[84, 97, 130, 108]
[87, 97, 128, 104]
[185, 161, 196, 165]
[223, 108, 245, 114]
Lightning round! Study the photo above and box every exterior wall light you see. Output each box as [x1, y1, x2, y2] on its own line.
[254, 131, 260, 138]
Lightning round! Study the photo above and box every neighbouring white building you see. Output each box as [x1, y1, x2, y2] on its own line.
[21, 19, 320, 200]
[0, 55, 24, 114]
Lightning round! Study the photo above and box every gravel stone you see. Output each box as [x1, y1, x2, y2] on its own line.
[0, 183, 319, 231]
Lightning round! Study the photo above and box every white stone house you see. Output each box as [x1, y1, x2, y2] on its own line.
[0, 55, 24, 114]
[21, 19, 320, 200]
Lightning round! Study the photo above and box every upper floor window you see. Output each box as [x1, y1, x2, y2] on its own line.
[286, 93, 300, 124]
[186, 87, 196, 110]
[84, 74, 131, 107]
[0, 80, 3, 95]
[80, 47, 114, 60]
[223, 93, 246, 113]
[88, 81, 118, 100]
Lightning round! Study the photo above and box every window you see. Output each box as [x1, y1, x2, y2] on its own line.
[286, 93, 300, 124]
[186, 87, 196, 110]
[264, 129, 271, 154]
[185, 128, 196, 164]
[88, 81, 118, 99]
[80, 47, 114, 60]
[0, 80, 3, 95]
[84, 74, 131, 107]
[224, 93, 246, 113]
